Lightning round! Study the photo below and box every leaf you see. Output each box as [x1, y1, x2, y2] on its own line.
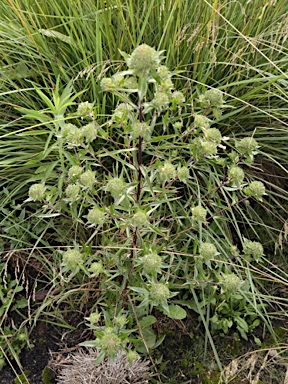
[161, 305, 187, 320]
[138, 77, 147, 101]
[79, 340, 98, 348]
[137, 327, 156, 352]
[39, 29, 73, 45]
[139, 315, 157, 328]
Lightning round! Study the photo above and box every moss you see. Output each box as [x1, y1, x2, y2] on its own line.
[42, 366, 55, 384]
[14, 371, 30, 384]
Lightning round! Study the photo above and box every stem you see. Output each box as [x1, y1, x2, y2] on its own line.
[132, 100, 144, 249]
[136, 100, 144, 204]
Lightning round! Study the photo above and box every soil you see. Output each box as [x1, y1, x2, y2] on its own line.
[1, 310, 288, 384]
[1, 313, 89, 384]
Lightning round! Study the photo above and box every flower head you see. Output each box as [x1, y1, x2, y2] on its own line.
[65, 184, 81, 201]
[127, 44, 161, 77]
[81, 122, 98, 143]
[112, 103, 133, 124]
[89, 262, 104, 276]
[62, 249, 83, 270]
[243, 240, 264, 262]
[152, 91, 170, 110]
[127, 350, 140, 364]
[149, 282, 170, 305]
[88, 312, 101, 324]
[194, 114, 210, 130]
[77, 101, 94, 116]
[157, 65, 170, 79]
[68, 165, 83, 178]
[106, 177, 126, 199]
[177, 166, 189, 183]
[221, 273, 242, 294]
[201, 141, 218, 156]
[199, 242, 218, 262]
[204, 128, 222, 144]
[170, 91, 185, 105]
[204, 89, 224, 108]
[131, 122, 151, 140]
[228, 165, 245, 187]
[131, 210, 148, 227]
[191, 205, 207, 224]
[87, 206, 105, 226]
[142, 252, 162, 275]
[244, 181, 266, 200]
[79, 170, 95, 189]
[158, 161, 176, 182]
[28, 183, 45, 201]
[63, 123, 83, 146]
[236, 137, 259, 156]
[96, 328, 122, 356]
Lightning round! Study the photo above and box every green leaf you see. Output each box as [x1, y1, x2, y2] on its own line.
[138, 77, 147, 101]
[161, 305, 187, 320]
[139, 315, 157, 328]
[137, 327, 156, 352]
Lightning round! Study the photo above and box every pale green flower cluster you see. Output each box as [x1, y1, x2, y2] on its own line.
[62, 249, 83, 270]
[106, 177, 126, 199]
[68, 165, 83, 178]
[87, 206, 105, 226]
[204, 128, 222, 144]
[149, 282, 170, 305]
[127, 44, 161, 78]
[142, 252, 162, 275]
[96, 327, 122, 356]
[81, 122, 98, 143]
[28, 183, 45, 201]
[89, 262, 104, 276]
[158, 161, 176, 182]
[199, 242, 218, 262]
[65, 184, 81, 201]
[131, 210, 148, 227]
[177, 166, 189, 183]
[244, 181, 266, 200]
[79, 170, 95, 189]
[221, 273, 242, 294]
[131, 122, 151, 140]
[228, 165, 245, 187]
[191, 205, 207, 224]
[194, 114, 210, 130]
[243, 240, 264, 262]
[77, 101, 94, 116]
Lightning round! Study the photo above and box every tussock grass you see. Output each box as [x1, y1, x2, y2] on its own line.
[1, 0, 288, 381]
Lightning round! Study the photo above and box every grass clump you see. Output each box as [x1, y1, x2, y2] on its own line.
[2, 45, 284, 378]
[1, 1, 288, 381]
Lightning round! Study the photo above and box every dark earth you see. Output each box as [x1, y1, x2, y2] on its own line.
[2, 310, 288, 384]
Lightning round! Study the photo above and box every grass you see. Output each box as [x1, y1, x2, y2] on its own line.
[1, 0, 288, 382]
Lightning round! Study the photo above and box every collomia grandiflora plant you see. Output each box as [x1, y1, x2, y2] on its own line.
[26, 44, 267, 363]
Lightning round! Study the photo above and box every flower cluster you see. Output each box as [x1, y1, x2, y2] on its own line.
[96, 327, 123, 356]
[243, 240, 264, 262]
[191, 205, 207, 224]
[158, 161, 176, 182]
[221, 273, 242, 294]
[149, 282, 170, 306]
[106, 177, 126, 199]
[131, 210, 148, 227]
[228, 165, 245, 187]
[28, 183, 45, 201]
[199, 242, 218, 262]
[87, 206, 105, 226]
[142, 252, 162, 275]
[244, 181, 266, 200]
[127, 44, 162, 78]
[62, 249, 83, 271]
